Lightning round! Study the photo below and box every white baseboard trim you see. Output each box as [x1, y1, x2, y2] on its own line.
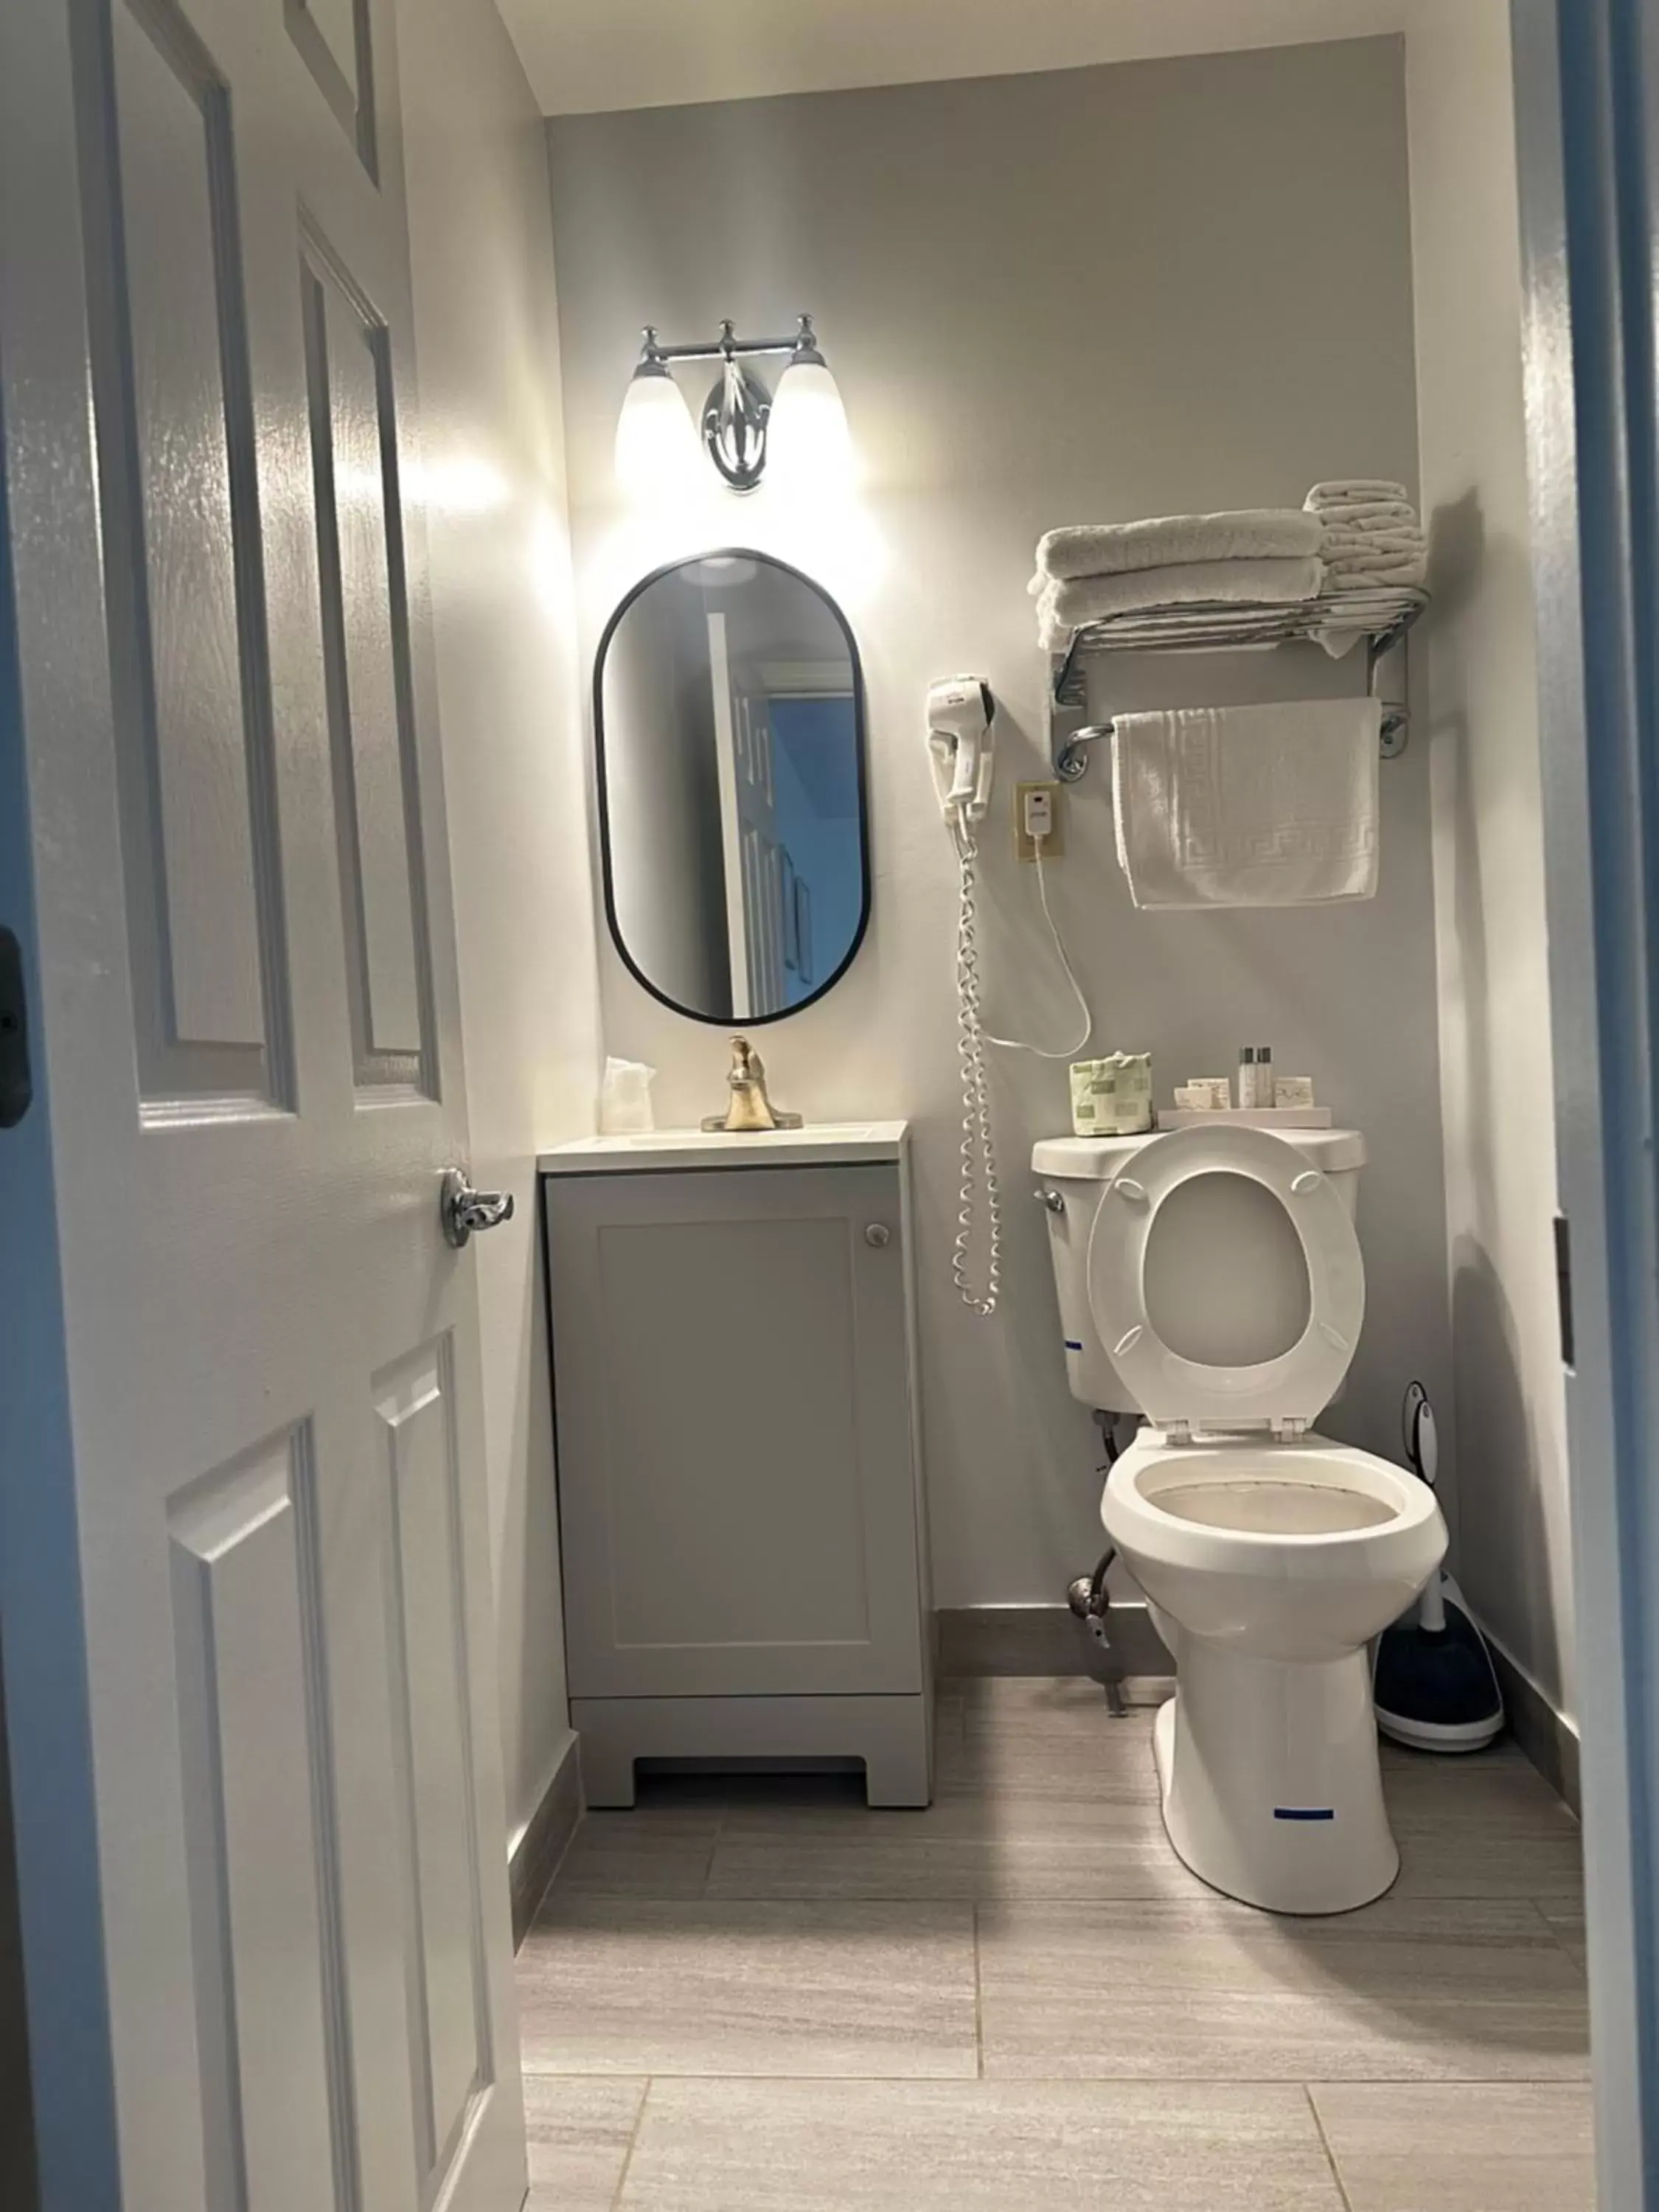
[507, 1728, 582, 1949]
[1478, 1625, 1582, 1815]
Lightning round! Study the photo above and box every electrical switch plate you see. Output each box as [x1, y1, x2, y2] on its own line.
[1015, 781, 1064, 861]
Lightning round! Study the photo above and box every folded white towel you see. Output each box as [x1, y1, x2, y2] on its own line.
[1321, 512, 1422, 537]
[1306, 479, 1412, 508]
[1322, 567, 1429, 597]
[1033, 509, 1322, 583]
[1321, 529, 1425, 556]
[1318, 510, 1419, 538]
[1311, 580, 1429, 658]
[1111, 700, 1381, 909]
[1324, 543, 1425, 568]
[1324, 540, 1427, 569]
[1034, 555, 1325, 647]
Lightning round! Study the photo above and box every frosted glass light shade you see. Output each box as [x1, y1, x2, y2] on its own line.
[768, 357, 852, 489]
[614, 366, 699, 495]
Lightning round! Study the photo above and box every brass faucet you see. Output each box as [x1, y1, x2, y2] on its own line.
[701, 1035, 804, 1132]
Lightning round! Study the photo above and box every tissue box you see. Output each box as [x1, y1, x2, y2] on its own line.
[1071, 1053, 1154, 1137]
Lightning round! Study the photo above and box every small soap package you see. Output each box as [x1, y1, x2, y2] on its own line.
[1273, 1076, 1315, 1110]
[1175, 1077, 1232, 1111]
[1071, 1053, 1154, 1137]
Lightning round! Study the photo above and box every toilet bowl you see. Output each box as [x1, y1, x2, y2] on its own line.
[1034, 1120, 1447, 1915]
[1105, 1430, 1443, 1913]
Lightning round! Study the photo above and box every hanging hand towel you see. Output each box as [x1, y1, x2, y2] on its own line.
[1111, 699, 1381, 908]
[1033, 508, 1323, 582]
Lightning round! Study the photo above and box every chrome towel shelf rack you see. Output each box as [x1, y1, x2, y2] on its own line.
[1048, 589, 1426, 783]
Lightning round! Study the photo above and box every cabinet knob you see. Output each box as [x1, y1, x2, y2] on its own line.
[864, 1222, 891, 1248]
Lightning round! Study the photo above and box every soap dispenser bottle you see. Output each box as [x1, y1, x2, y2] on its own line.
[1238, 1046, 1256, 1110]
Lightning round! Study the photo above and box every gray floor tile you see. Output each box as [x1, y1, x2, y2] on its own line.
[953, 1674, 1172, 1736]
[617, 2077, 1346, 2210]
[978, 1896, 1591, 2081]
[518, 1896, 978, 2077]
[1536, 1896, 1588, 1967]
[524, 2075, 647, 2211]
[1310, 2081, 1596, 2210]
[937, 1714, 1164, 1806]
[1382, 1750, 1583, 1901]
[703, 1790, 1203, 1901]
[550, 1814, 717, 1899]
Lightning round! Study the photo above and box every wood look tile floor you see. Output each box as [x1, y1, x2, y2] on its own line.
[515, 1679, 1594, 2211]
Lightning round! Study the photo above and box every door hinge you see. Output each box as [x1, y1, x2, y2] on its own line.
[0, 928, 30, 1130]
[1554, 1213, 1575, 1368]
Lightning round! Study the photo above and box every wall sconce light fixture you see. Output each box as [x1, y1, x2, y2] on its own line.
[614, 315, 849, 495]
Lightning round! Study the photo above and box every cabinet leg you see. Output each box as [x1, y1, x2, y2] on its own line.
[862, 1702, 933, 1808]
[577, 1727, 637, 1809]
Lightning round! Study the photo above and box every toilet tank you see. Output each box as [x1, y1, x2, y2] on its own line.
[1031, 1127, 1367, 1413]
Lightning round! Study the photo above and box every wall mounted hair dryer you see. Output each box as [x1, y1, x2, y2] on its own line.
[927, 676, 995, 844]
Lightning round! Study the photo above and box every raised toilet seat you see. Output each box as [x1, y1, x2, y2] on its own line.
[1088, 1127, 1445, 1915]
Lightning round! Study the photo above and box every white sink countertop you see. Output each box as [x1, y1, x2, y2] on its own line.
[538, 1121, 908, 1174]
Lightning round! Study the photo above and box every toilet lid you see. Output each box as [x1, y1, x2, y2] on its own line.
[1085, 1124, 1364, 1433]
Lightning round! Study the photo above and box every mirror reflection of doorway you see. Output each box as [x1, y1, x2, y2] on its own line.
[708, 625, 858, 1012]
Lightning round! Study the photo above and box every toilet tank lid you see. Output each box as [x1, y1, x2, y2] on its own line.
[1032, 1128, 1366, 1178]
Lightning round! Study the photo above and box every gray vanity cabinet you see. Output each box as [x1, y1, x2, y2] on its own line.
[541, 1132, 932, 1806]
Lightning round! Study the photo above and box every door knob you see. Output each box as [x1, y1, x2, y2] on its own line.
[442, 1169, 515, 1248]
[864, 1223, 891, 1248]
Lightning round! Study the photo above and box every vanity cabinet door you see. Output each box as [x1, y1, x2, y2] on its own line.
[546, 1164, 924, 1700]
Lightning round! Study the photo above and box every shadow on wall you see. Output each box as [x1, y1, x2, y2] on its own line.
[1426, 484, 1568, 1719]
[1425, 486, 1485, 629]
[1450, 1240, 1566, 1715]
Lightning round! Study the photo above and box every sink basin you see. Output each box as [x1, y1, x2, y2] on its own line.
[538, 1122, 907, 1174]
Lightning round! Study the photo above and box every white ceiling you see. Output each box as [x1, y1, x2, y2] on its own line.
[501, 0, 1413, 119]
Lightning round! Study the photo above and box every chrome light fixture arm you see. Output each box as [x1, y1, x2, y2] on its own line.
[627, 315, 827, 492]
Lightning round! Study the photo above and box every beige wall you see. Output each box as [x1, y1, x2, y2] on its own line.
[400, 0, 599, 1842]
[547, 37, 1456, 1607]
[1406, 0, 1575, 1725]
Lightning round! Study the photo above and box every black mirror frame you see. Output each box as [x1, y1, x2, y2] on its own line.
[592, 546, 872, 1026]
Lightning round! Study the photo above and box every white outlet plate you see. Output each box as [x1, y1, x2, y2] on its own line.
[1015, 780, 1063, 861]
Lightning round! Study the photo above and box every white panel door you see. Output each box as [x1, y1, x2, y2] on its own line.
[0, 1, 526, 2208]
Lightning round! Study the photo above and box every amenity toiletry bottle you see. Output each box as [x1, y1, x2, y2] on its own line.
[1238, 1046, 1256, 1109]
[1256, 1045, 1273, 1107]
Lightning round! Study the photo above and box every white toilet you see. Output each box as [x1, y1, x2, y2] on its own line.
[1034, 1121, 1446, 1915]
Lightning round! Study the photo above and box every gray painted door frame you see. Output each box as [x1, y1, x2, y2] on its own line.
[1512, 1, 1659, 2200]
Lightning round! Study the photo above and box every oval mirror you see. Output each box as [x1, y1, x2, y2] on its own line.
[594, 549, 869, 1023]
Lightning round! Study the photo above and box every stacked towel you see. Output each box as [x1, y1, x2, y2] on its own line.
[1034, 556, 1326, 652]
[1031, 508, 1325, 651]
[1304, 479, 1427, 589]
[1034, 509, 1323, 581]
[1303, 479, 1429, 656]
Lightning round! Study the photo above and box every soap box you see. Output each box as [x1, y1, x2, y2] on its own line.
[1071, 1053, 1153, 1137]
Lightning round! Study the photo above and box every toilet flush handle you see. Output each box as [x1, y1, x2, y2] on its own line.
[1034, 1187, 1065, 1214]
